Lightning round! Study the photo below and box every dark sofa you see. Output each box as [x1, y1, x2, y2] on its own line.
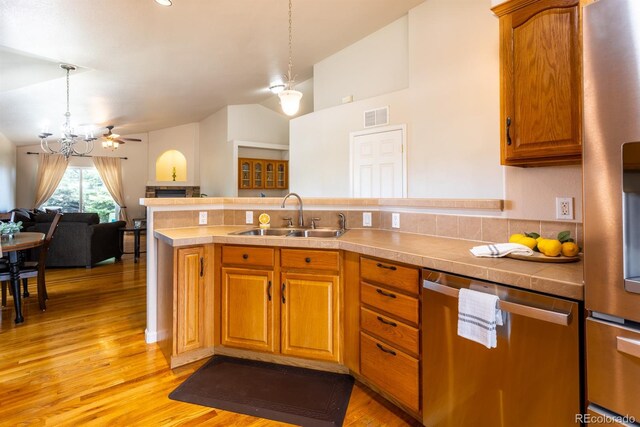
[28, 213, 126, 268]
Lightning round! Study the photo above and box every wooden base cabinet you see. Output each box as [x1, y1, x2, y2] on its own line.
[220, 245, 341, 363]
[156, 242, 215, 369]
[221, 268, 275, 353]
[281, 272, 339, 362]
[358, 256, 421, 415]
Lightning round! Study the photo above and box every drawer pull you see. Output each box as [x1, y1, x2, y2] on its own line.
[376, 262, 397, 271]
[200, 257, 204, 277]
[376, 343, 397, 356]
[376, 288, 397, 299]
[267, 281, 272, 301]
[281, 283, 286, 304]
[617, 336, 640, 359]
[377, 316, 397, 327]
[242, 253, 249, 260]
[305, 257, 311, 263]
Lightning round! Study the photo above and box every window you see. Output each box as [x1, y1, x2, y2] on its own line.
[44, 167, 117, 222]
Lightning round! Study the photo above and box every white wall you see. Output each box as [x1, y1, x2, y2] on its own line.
[0, 132, 16, 211]
[199, 107, 231, 197]
[290, 89, 411, 197]
[147, 123, 199, 186]
[227, 104, 289, 143]
[15, 135, 149, 219]
[313, 16, 409, 111]
[406, 0, 502, 198]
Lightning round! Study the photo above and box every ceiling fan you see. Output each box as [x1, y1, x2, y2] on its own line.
[101, 125, 141, 149]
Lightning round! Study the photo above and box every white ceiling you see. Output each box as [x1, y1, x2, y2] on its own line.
[0, 0, 424, 146]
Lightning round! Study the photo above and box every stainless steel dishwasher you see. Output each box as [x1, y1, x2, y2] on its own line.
[422, 269, 582, 427]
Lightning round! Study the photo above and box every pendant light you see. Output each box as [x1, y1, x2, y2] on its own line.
[278, 0, 302, 116]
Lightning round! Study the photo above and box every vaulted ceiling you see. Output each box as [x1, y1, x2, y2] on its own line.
[0, 0, 424, 145]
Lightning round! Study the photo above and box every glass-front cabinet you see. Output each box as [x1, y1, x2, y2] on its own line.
[239, 159, 252, 189]
[238, 158, 288, 190]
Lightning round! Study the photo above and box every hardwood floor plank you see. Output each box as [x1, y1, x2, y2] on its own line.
[0, 256, 417, 426]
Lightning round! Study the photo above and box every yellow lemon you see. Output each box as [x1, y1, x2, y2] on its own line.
[561, 242, 579, 257]
[509, 233, 525, 243]
[539, 239, 562, 257]
[258, 213, 271, 225]
[518, 236, 538, 250]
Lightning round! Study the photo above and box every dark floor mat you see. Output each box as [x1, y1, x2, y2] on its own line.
[169, 355, 354, 426]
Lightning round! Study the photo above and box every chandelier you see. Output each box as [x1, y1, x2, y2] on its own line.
[39, 64, 96, 159]
[278, 0, 303, 116]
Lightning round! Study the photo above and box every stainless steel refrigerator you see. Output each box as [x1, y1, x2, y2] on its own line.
[583, 0, 640, 423]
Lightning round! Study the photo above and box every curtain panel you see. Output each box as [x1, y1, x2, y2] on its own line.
[93, 156, 128, 223]
[33, 154, 68, 209]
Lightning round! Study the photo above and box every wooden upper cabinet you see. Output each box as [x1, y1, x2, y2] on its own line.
[493, 0, 582, 166]
[238, 158, 288, 190]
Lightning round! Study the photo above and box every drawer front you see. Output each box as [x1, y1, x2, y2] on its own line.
[361, 282, 419, 325]
[360, 307, 419, 356]
[281, 249, 340, 271]
[360, 332, 419, 413]
[587, 318, 640, 421]
[222, 246, 275, 267]
[361, 257, 419, 295]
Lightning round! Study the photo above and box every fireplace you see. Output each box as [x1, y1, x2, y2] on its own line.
[145, 186, 200, 198]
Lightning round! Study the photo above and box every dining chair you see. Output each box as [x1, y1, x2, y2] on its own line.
[0, 211, 16, 267]
[1, 212, 62, 311]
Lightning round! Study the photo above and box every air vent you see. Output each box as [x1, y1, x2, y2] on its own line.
[363, 107, 389, 128]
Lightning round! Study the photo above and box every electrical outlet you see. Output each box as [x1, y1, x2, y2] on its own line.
[363, 212, 372, 227]
[556, 197, 574, 220]
[391, 213, 400, 229]
[245, 211, 253, 224]
[198, 211, 208, 225]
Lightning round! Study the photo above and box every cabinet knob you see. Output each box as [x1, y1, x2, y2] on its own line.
[242, 253, 249, 260]
[305, 257, 311, 263]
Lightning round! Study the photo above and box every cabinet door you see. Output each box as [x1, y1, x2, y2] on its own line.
[176, 246, 205, 354]
[221, 268, 275, 352]
[252, 160, 264, 189]
[276, 161, 288, 189]
[238, 158, 252, 189]
[264, 161, 276, 189]
[280, 272, 339, 362]
[497, 0, 582, 166]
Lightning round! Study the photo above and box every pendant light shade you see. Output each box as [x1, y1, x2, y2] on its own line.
[278, 89, 302, 116]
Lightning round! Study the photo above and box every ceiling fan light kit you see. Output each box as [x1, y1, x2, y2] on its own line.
[39, 64, 96, 160]
[277, 0, 302, 116]
[155, 0, 172, 6]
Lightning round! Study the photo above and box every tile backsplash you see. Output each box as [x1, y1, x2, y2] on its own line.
[153, 208, 582, 247]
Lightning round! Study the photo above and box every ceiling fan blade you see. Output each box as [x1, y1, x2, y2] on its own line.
[113, 139, 127, 144]
[120, 137, 142, 142]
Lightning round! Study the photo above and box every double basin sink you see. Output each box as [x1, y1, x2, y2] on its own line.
[230, 227, 347, 238]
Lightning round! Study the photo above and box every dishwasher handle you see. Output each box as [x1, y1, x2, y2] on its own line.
[423, 280, 572, 326]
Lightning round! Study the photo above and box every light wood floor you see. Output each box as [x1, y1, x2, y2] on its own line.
[0, 251, 421, 426]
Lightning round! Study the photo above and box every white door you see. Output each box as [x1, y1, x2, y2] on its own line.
[351, 128, 404, 197]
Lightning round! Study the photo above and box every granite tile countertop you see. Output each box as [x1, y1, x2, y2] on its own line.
[154, 226, 584, 301]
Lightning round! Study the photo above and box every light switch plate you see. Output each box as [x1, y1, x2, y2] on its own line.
[245, 211, 253, 224]
[198, 211, 208, 225]
[391, 213, 400, 229]
[363, 212, 372, 227]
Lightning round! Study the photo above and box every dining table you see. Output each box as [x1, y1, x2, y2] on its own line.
[1, 232, 45, 324]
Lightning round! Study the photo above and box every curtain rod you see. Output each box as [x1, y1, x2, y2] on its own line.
[26, 151, 128, 160]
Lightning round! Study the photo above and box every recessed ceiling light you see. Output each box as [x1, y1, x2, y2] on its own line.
[155, 0, 172, 6]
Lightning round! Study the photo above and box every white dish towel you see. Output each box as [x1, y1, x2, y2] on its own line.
[469, 243, 533, 258]
[457, 288, 503, 349]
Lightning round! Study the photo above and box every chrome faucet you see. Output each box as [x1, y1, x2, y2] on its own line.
[338, 212, 346, 231]
[281, 192, 304, 227]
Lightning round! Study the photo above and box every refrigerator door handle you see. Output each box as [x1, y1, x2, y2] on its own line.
[616, 336, 640, 359]
[423, 280, 572, 326]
